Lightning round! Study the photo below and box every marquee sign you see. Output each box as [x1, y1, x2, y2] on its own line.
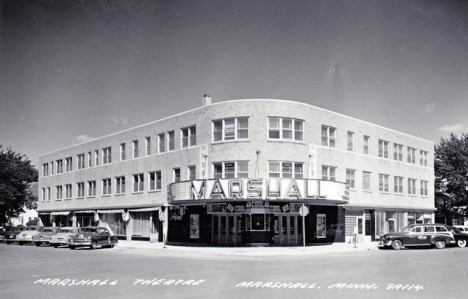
[168, 178, 349, 203]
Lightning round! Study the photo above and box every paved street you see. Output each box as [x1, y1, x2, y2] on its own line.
[1, 241, 468, 299]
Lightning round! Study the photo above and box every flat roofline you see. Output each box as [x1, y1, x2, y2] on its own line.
[39, 99, 433, 158]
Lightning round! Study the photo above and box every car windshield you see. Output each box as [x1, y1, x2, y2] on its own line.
[25, 227, 37, 231]
[58, 229, 72, 233]
[42, 228, 53, 233]
[82, 228, 98, 233]
[451, 227, 462, 233]
[401, 226, 412, 233]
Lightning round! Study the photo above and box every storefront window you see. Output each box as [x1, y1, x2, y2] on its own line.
[251, 214, 265, 230]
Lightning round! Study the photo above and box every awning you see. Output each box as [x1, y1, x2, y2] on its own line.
[38, 212, 51, 215]
[74, 210, 96, 214]
[97, 209, 124, 214]
[50, 211, 70, 216]
[129, 207, 160, 212]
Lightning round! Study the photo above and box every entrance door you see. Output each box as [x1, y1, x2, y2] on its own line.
[276, 215, 300, 246]
[212, 215, 242, 245]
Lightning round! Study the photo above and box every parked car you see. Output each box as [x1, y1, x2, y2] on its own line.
[453, 225, 468, 234]
[378, 224, 455, 250]
[50, 227, 81, 248]
[4, 226, 25, 244]
[16, 226, 44, 245]
[32, 227, 60, 246]
[68, 227, 118, 249]
[0, 226, 5, 241]
[449, 226, 468, 248]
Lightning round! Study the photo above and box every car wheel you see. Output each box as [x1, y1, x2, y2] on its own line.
[457, 239, 467, 248]
[69, 246, 76, 250]
[435, 240, 446, 249]
[35, 242, 41, 247]
[391, 240, 403, 250]
[53, 244, 58, 248]
[90, 240, 98, 250]
[6, 241, 11, 244]
[19, 242, 24, 245]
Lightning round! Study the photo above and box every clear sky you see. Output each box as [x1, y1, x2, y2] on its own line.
[1, 0, 467, 168]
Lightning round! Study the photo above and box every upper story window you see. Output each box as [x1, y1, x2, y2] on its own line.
[420, 180, 429, 196]
[88, 181, 96, 197]
[133, 140, 139, 158]
[158, 133, 166, 153]
[321, 165, 336, 181]
[65, 184, 72, 199]
[120, 143, 126, 161]
[407, 147, 416, 164]
[269, 162, 303, 178]
[77, 154, 85, 170]
[363, 135, 370, 154]
[145, 137, 151, 155]
[77, 182, 85, 198]
[379, 174, 390, 192]
[394, 176, 404, 194]
[95, 150, 99, 166]
[173, 168, 181, 183]
[378, 140, 389, 159]
[149, 171, 162, 191]
[181, 126, 197, 148]
[188, 165, 196, 181]
[87, 152, 92, 168]
[42, 163, 49, 177]
[213, 117, 249, 142]
[56, 185, 63, 200]
[420, 150, 428, 167]
[56, 159, 63, 174]
[102, 147, 112, 164]
[268, 118, 303, 141]
[168, 131, 175, 151]
[133, 174, 144, 192]
[408, 178, 417, 195]
[321, 125, 336, 148]
[346, 169, 356, 189]
[102, 178, 111, 195]
[115, 176, 126, 194]
[393, 144, 403, 161]
[50, 162, 54, 175]
[347, 132, 354, 151]
[213, 161, 249, 179]
[363, 171, 371, 191]
[65, 157, 73, 172]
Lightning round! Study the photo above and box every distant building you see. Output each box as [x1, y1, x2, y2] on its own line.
[9, 182, 38, 226]
[38, 98, 434, 246]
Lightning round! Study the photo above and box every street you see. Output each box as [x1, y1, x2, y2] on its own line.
[1, 242, 467, 299]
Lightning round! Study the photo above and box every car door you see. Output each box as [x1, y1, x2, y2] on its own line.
[408, 226, 429, 245]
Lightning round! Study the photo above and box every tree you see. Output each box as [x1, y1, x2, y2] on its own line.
[0, 146, 38, 226]
[434, 133, 468, 224]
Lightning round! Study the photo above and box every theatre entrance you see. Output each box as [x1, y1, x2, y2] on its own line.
[272, 214, 303, 246]
[212, 214, 244, 246]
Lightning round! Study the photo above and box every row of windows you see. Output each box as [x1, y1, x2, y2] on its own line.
[41, 119, 430, 177]
[322, 125, 429, 166]
[41, 171, 163, 201]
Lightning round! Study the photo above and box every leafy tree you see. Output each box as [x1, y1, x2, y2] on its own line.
[434, 133, 468, 224]
[0, 146, 38, 226]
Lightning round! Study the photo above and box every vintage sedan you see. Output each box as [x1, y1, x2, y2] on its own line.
[50, 227, 81, 248]
[453, 225, 468, 234]
[32, 227, 60, 246]
[378, 224, 455, 250]
[4, 226, 25, 244]
[449, 226, 468, 248]
[68, 227, 118, 249]
[16, 226, 44, 245]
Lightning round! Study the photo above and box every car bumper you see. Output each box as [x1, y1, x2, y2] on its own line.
[68, 239, 91, 247]
[377, 240, 393, 248]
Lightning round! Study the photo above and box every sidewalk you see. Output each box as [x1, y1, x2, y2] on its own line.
[114, 240, 379, 257]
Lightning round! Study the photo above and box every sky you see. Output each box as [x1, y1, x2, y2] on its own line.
[1, 0, 468, 168]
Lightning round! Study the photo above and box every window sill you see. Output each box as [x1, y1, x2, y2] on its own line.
[148, 190, 162, 193]
[132, 191, 144, 194]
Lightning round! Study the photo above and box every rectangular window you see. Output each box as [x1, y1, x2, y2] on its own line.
[102, 179, 111, 195]
[407, 147, 416, 164]
[268, 118, 303, 141]
[77, 182, 85, 198]
[50, 162, 54, 175]
[56, 186, 63, 200]
[120, 143, 126, 161]
[77, 154, 85, 169]
[347, 132, 354, 151]
[213, 161, 249, 179]
[181, 126, 197, 148]
[378, 140, 389, 159]
[116, 176, 125, 194]
[42, 188, 46, 201]
[173, 168, 181, 183]
[321, 125, 336, 148]
[394, 176, 404, 194]
[188, 165, 196, 181]
[88, 181, 96, 197]
[95, 150, 99, 166]
[213, 117, 249, 142]
[47, 187, 50, 201]
[149, 171, 162, 191]
[42, 163, 49, 176]
[88, 152, 92, 167]
[133, 140, 139, 158]
[56, 159, 63, 174]
[158, 133, 166, 153]
[133, 174, 144, 192]
[393, 144, 403, 161]
[168, 131, 175, 151]
[363, 135, 370, 154]
[322, 165, 337, 181]
[420, 180, 429, 196]
[102, 147, 112, 164]
[363, 171, 371, 191]
[420, 150, 428, 166]
[346, 169, 355, 189]
[145, 137, 151, 155]
[268, 162, 303, 179]
[379, 174, 390, 192]
[408, 178, 417, 195]
[65, 157, 73, 172]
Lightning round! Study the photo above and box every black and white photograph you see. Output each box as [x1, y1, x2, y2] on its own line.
[1, 1, 468, 298]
